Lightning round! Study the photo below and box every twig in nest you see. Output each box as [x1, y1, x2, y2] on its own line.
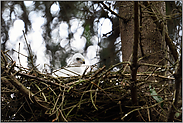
[12, 49, 28, 58]
[90, 83, 98, 110]
[52, 93, 62, 113]
[82, 65, 89, 78]
[124, 73, 174, 80]
[59, 109, 68, 122]
[121, 100, 164, 120]
[17, 72, 69, 88]
[34, 83, 47, 102]
[138, 110, 146, 122]
[25, 97, 37, 121]
[91, 65, 106, 78]
[62, 67, 81, 76]
[7, 61, 16, 74]
[99, 61, 130, 79]
[52, 111, 60, 122]
[91, 82, 114, 102]
[147, 105, 151, 121]
[50, 87, 65, 118]
[121, 54, 132, 74]
[22, 30, 34, 68]
[1, 50, 8, 67]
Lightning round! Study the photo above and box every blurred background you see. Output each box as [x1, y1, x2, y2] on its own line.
[1, 1, 123, 73]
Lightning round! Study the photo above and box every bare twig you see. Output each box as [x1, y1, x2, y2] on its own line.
[22, 30, 35, 68]
[91, 82, 114, 102]
[121, 100, 164, 120]
[99, 2, 128, 21]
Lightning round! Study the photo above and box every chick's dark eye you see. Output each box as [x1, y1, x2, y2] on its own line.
[76, 58, 80, 61]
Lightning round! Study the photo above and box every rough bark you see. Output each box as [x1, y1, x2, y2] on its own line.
[118, 1, 166, 121]
[119, 1, 166, 72]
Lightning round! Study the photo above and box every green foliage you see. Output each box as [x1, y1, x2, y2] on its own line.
[175, 107, 182, 118]
[149, 85, 164, 108]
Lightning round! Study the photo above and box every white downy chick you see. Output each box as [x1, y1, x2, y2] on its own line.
[53, 53, 86, 77]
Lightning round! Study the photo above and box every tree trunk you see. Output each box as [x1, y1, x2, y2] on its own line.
[119, 1, 166, 72]
[118, 1, 166, 121]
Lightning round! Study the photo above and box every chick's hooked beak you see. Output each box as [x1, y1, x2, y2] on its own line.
[81, 59, 85, 64]
[76, 57, 85, 64]
[79, 58, 85, 64]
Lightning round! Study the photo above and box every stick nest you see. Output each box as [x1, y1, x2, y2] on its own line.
[1, 50, 182, 122]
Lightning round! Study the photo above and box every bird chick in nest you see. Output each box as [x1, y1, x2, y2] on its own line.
[53, 53, 87, 77]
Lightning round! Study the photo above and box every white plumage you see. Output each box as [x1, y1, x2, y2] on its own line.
[52, 53, 87, 77]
